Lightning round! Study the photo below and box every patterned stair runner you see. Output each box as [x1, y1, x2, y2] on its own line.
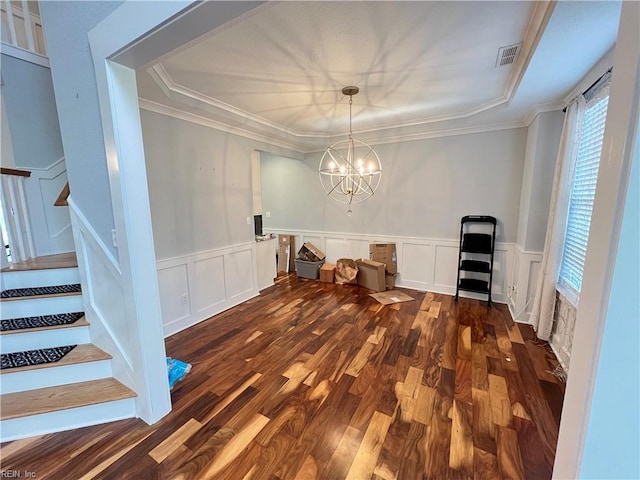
[1, 345, 77, 370]
[1, 312, 85, 332]
[1, 284, 81, 298]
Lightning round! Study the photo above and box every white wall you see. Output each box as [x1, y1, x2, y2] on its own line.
[515, 110, 564, 252]
[139, 108, 301, 334]
[516, 110, 564, 252]
[39, 1, 123, 258]
[509, 110, 564, 323]
[1, 93, 16, 168]
[263, 128, 527, 243]
[0, 54, 64, 170]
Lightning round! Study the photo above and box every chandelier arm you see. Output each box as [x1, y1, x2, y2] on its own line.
[328, 147, 348, 164]
[326, 174, 348, 196]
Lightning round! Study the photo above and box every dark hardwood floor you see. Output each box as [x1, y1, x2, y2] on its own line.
[0, 274, 564, 479]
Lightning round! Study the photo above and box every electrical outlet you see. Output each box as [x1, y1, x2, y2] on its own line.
[266, 211, 271, 218]
[247, 216, 251, 225]
[181, 294, 188, 305]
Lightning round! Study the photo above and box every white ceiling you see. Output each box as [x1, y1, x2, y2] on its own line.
[137, 1, 622, 151]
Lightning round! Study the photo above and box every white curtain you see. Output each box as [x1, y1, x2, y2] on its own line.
[530, 98, 586, 340]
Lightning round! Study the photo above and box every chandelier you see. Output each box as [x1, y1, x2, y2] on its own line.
[318, 86, 382, 205]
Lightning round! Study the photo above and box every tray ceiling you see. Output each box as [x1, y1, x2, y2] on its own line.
[138, 1, 622, 150]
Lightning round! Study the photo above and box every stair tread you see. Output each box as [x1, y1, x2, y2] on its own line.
[0, 285, 82, 302]
[0, 378, 136, 420]
[1, 253, 77, 272]
[1, 314, 88, 335]
[0, 344, 111, 375]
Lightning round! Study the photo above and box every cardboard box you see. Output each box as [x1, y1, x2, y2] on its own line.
[369, 243, 397, 274]
[278, 235, 296, 273]
[356, 259, 386, 292]
[320, 263, 336, 283]
[298, 242, 325, 263]
[386, 273, 396, 290]
[295, 258, 324, 280]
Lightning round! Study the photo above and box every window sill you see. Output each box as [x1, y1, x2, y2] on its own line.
[557, 280, 580, 308]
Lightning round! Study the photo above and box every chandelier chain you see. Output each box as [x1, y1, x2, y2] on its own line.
[349, 95, 353, 139]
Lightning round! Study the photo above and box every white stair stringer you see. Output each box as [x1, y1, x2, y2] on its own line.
[0, 397, 136, 442]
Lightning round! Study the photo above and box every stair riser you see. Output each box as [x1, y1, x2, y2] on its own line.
[1, 268, 80, 290]
[0, 326, 90, 354]
[0, 397, 136, 442]
[0, 295, 84, 320]
[1, 359, 112, 394]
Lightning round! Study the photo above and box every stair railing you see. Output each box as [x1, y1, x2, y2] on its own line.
[1, 167, 35, 262]
[1, 0, 46, 56]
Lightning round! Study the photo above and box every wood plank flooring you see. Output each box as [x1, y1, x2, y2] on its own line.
[1, 252, 77, 272]
[0, 274, 564, 479]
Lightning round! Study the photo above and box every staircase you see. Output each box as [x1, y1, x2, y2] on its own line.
[0, 253, 137, 442]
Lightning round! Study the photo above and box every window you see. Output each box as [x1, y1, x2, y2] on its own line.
[559, 87, 610, 294]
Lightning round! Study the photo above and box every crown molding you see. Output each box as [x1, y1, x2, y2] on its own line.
[140, 96, 527, 155]
[138, 94, 528, 154]
[138, 98, 304, 153]
[506, 1, 557, 108]
[307, 120, 529, 153]
[522, 101, 565, 126]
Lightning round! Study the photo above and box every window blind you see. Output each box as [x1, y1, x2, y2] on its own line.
[559, 90, 610, 293]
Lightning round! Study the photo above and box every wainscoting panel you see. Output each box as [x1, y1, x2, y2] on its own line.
[433, 243, 458, 290]
[325, 237, 369, 263]
[69, 201, 134, 389]
[157, 264, 190, 326]
[157, 242, 259, 337]
[23, 158, 74, 257]
[193, 255, 225, 313]
[225, 248, 254, 299]
[508, 246, 543, 324]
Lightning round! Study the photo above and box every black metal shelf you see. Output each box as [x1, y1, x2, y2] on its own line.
[455, 215, 497, 307]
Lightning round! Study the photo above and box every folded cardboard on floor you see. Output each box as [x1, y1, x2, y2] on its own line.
[369, 243, 397, 274]
[297, 242, 325, 263]
[369, 290, 414, 305]
[356, 259, 386, 292]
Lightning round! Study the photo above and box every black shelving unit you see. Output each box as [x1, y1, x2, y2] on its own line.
[455, 215, 497, 306]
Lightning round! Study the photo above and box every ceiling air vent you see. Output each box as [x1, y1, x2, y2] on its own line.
[495, 42, 522, 67]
